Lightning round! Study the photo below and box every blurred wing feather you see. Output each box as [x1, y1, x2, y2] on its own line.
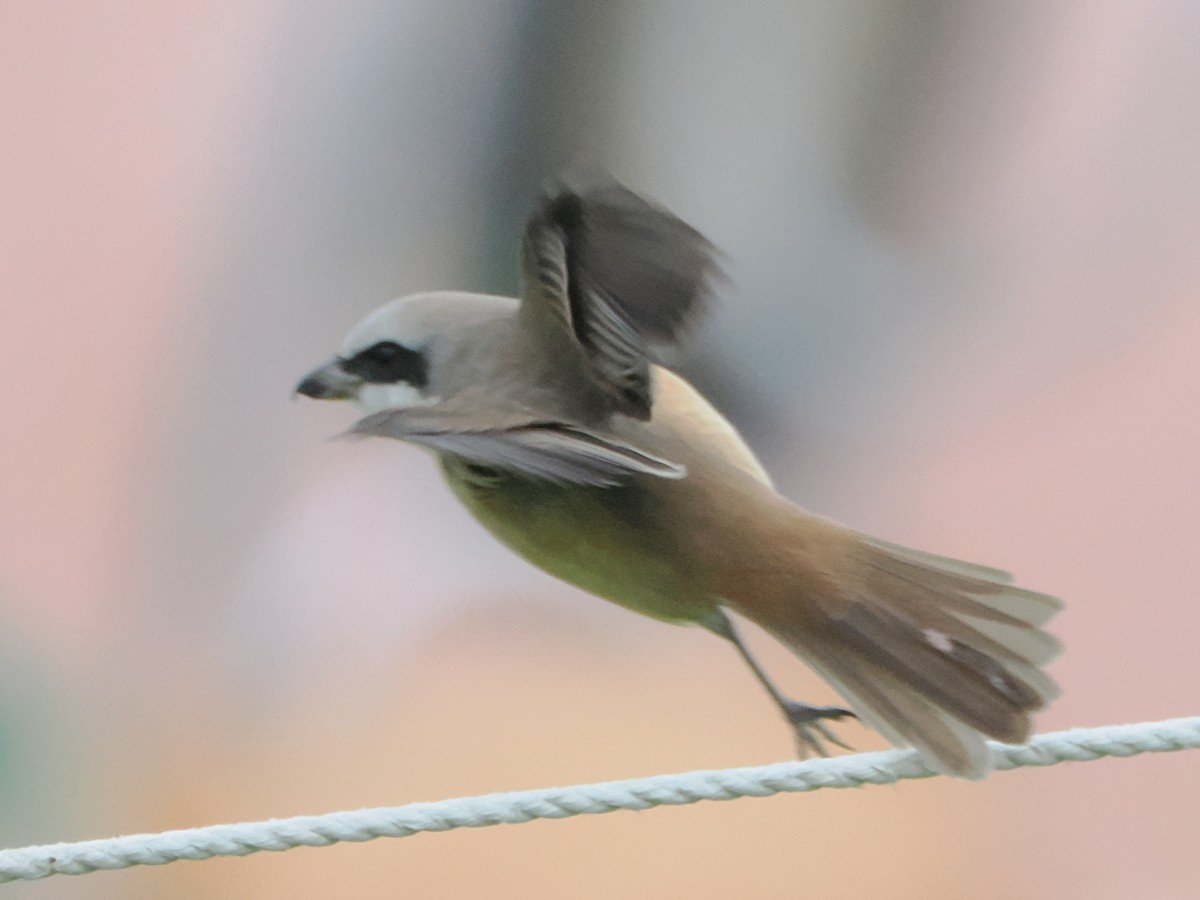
[520, 169, 720, 420]
[349, 404, 685, 486]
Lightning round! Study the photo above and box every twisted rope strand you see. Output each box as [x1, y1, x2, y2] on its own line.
[2, 716, 1196, 884]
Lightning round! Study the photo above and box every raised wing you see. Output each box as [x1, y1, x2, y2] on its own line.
[520, 169, 720, 421]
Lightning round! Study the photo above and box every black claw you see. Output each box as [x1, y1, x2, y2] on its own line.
[707, 612, 860, 760]
[781, 702, 857, 758]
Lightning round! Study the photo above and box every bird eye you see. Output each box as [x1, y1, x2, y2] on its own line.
[341, 340, 428, 387]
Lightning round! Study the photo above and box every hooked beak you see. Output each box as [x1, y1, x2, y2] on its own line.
[295, 358, 361, 401]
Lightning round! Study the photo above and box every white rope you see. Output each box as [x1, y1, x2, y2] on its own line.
[1, 715, 1196, 884]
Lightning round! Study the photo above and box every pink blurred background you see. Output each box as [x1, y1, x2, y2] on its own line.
[3, 3, 1198, 898]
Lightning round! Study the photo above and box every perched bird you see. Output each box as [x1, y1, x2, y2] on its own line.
[296, 170, 1062, 778]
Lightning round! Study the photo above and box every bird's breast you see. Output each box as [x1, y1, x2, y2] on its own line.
[438, 454, 716, 624]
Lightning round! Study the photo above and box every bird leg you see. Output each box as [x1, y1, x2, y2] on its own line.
[705, 610, 856, 758]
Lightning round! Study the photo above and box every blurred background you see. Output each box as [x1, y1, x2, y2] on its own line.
[3, 1, 1199, 897]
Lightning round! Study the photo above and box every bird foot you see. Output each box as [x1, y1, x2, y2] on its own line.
[782, 702, 856, 758]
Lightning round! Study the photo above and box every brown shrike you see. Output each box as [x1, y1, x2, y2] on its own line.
[297, 171, 1061, 778]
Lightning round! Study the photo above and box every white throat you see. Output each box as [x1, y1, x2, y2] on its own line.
[354, 382, 437, 415]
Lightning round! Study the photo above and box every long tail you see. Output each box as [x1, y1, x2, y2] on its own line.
[728, 526, 1063, 779]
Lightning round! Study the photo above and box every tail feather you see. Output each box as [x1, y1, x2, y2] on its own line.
[863, 536, 1016, 584]
[802, 646, 996, 778]
[863, 536, 1062, 626]
[954, 614, 1062, 668]
[735, 530, 1063, 779]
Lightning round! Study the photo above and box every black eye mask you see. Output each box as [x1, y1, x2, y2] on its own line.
[341, 341, 428, 387]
